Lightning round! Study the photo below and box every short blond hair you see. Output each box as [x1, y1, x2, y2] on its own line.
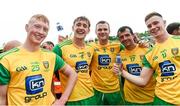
[28, 14, 49, 26]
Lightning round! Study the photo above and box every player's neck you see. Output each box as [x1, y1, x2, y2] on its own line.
[73, 37, 85, 48]
[23, 40, 40, 52]
[126, 43, 136, 50]
[156, 32, 169, 43]
[99, 39, 108, 45]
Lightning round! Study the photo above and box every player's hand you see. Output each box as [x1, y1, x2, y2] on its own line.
[52, 97, 67, 106]
[113, 63, 123, 76]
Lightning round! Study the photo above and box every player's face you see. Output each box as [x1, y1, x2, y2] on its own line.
[72, 20, 90, 39]
[26, 20, 49, 45]
[145, 16, 166, 39]
[172, 28, 180, 35]
[96, 23, 110, 41]
[118, 28, 135, 48]
[42, 43, 53, 51]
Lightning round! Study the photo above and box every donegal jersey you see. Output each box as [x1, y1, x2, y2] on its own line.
[90, 42, 124, 93]
[0, 47, 65, 105]
[120, 45, 155, 103]
[53, 39, 94, 101]
[143, 36, 180, 104]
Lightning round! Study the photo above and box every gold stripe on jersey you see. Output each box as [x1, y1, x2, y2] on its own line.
[90, 42, 123, 93]
[143, 36, 180, 104]
[121, 45, 155, 103]
[53, 39, 94, 101]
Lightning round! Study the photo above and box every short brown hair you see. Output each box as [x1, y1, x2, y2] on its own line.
[96, 20, 110, 30]
[145, 12, 162, 22]
[73, 16, 90, 27]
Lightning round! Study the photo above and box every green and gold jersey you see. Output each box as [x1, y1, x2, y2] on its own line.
[53, 39, 94, 101]
[0, 47, 66, 105]
[143, 36, 180, 104]
[90, 42, 124, 93]
[121, 45, 155, 103]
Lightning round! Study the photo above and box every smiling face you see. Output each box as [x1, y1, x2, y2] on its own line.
[72, 18, 90, 40]
[145, 16, 166, 39]
[118, 28, 135, 49]
[25, 15, 49, 46]
[96, 23, 110, 42]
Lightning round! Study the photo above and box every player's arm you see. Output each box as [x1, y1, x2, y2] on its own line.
[57, 65, 77, 105]
[52, 55, 77, 105]
[121, 66, 153, 86]
[0, 62, 10, 105]
[0, 85, 7, 105]
[114, 55, 154, 86]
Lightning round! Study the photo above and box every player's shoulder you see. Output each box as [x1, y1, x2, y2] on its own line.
[0, 47, 20, 60]
[58, 39, 73, 48]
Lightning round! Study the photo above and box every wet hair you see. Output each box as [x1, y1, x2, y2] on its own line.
[166, 22, 180, 34]
[117, 26, 134, 36]
[145, 12, 162, 22]
[73, 16, 91, 27]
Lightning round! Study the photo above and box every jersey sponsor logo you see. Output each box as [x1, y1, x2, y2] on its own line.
[25, 74, 45, 95]
[159, 60, 176, 77]
[98, 55, 111, 66]
[24, 92, 47, 103]
[98, 55, 112, 70]
[75, 61, 88, 73]
[16, 66, 27, 72]
[126, 64, 142, 76]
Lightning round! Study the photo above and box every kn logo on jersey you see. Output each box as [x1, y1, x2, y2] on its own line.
[98, 55, 111, 66]
[25, 74, 47, 103]
[75, 61, 89, 73]
[159, 60, 176, 76]
[25, 74, 45, 94]
[126, 64, 142, 76]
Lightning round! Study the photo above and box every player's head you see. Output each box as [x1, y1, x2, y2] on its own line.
[25, 14, 49, 45]
[166, 22, 180, 35]
[96, 21, 110, 42]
